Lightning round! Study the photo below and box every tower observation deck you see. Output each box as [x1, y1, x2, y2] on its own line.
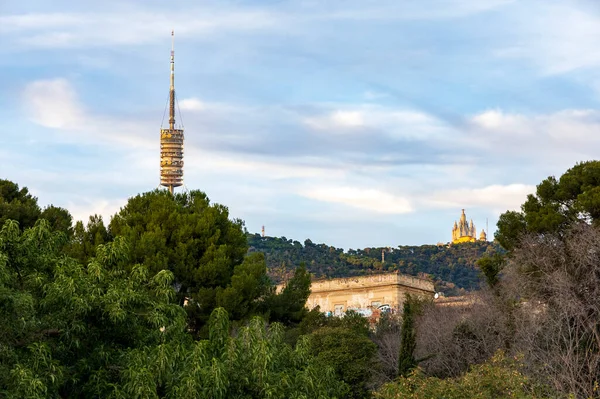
[160, 30, 184, 194]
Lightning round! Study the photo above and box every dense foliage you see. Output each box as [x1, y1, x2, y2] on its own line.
[0, 219, 185, 397]
[0, 179, 42, 230]
[300, 310, 377, 399]
[0, 219, 345, 398]
[375, 352, 550, 399]
[109, 190, 250, 334]
[249, 235, 501, 295]
[496, 160, 600, 250]
[117, 309, 347, 398]
[107, 189, 315, 336]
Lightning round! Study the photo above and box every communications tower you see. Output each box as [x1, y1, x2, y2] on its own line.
[160, 30, 184, 194]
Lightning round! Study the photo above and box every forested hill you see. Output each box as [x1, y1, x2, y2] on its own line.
[248, 234, 503, 296]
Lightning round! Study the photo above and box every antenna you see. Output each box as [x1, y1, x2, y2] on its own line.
[169, 30, 175, 130]
[261, 225, 265, 238]
[486, 218, 489, 238]
[160, 30, 184, 194]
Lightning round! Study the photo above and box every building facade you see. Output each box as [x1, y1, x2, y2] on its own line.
[305, 272, 435, 317]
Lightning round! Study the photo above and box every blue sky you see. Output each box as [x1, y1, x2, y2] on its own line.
[3, 0, 600, 249]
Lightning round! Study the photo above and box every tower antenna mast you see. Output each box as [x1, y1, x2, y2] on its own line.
[160, 30, 184, 194]
[169, 30, 175, 130]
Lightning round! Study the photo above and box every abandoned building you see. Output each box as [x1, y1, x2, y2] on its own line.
[304, 272, 435, 317]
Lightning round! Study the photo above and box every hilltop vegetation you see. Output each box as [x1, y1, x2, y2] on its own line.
[249, 234, 502, 295]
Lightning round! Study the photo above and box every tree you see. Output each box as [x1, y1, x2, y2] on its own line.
[0, 218, 186, 397]
[414, 291, 513, 379]
[370, 313, 402, 385]
[214, 252, 272, 321]
[268, 263, 311, 325]
[398, 295, 422, 377]
[485, 161, 600, 397]
[67, 215, 110, 264]
[40, 205, 73, 237]
[375, 351, 552, 399]
[0, 179, 41, 230]
[496, 161, 600, 251]
[309, 320, 377, 399]
[0, 179, 73, 237]
[0, 218, 347, 398]
[108, 189, 259, 335]
[505, 224, 600, 398]
[116, 308, 348, 398]
[476, 253, 505, 289]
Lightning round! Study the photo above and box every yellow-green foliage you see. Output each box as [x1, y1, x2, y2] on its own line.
[375, 351, 552, 399]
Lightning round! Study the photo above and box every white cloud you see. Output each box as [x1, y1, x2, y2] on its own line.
[187, 152, 347, 180]
[426, 184, 535, 213]
[466, 108, 600, 175]
[491, 2, 600, 75]
[18, 76, 600, 246]
[66, 197, 127, 225]
[299, 186, 413, 214]
[0, 13, 82, 31]
[304, 105, 449, 140]
[179, 97, 206, 111]
[22, 78, 155, 149]
[469, 108, 600, 148]
[325, 0, 515, 21]
[305, 110, 365, 131]
[23, 78, 84, 128]
[470, 109, 527, 131]
[0, 0, 518, 52]
[1, 8, 282, 49]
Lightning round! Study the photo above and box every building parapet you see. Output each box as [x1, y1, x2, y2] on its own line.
[310, 272, 435, 294]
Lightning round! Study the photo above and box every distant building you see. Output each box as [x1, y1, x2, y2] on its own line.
[304, 272, 435, 318]
[452, 209, 487, 244]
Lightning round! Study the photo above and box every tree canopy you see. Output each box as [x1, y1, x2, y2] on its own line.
[40, 205, 73, 237]
[0, 218, 186, 397]
[496, 160, 600, 250]
[0, 179, 41, 230]
[109, 190, 248, 331]
[0, 218, 345, 398]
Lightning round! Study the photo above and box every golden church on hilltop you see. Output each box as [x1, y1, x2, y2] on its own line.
[452, 209, 487, 244]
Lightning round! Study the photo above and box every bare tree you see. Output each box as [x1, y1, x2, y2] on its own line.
[506, 224, 600, 398]
[370, 313, 402, 386]
[414, 290, 511, 378]
[402, 224, 600, 396]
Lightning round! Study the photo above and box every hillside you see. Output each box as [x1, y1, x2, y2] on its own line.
[248, 234, 503, 296]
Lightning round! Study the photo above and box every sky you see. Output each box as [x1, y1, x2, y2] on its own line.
[2, 0, 600, 249]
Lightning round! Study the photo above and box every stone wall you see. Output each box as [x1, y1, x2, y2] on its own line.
[304, 272, 435, 316]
